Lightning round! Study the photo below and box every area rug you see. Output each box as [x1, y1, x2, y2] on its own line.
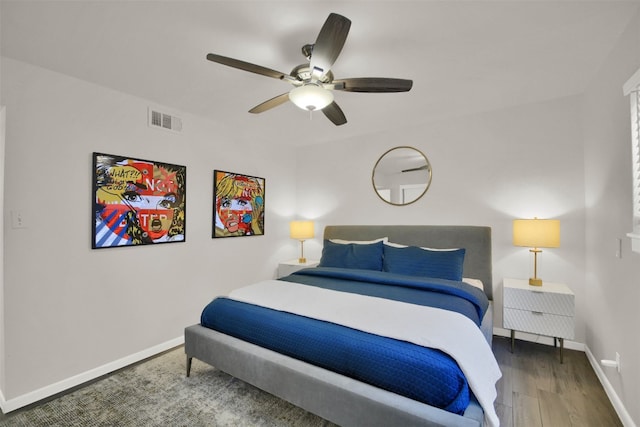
[0, 346, 336, 426]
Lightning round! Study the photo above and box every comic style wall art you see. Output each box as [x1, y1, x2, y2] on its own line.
[92, 153, 186, 249]
[213, 170, 265, 238]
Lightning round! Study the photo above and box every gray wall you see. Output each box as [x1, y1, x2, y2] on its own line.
[583, 8, 640, 425]
[0, 58, 299, 403]
[0, 106, 6, 401]
[296, 95, 587, 342]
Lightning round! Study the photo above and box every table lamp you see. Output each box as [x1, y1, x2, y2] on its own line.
[513, 218, 560, 286]
[290, 221, 314, 263]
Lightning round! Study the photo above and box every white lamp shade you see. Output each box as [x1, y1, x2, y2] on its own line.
[513, 219, 560, 248]
[289, 85, 334, 111]
[290, 221, 314, 240]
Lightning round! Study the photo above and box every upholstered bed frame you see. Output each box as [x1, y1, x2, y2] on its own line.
[185, 225, 493, 426]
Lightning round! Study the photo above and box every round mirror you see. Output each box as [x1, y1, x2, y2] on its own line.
[372, 146, 432, 205]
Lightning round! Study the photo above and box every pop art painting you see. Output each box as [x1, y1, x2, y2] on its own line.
[213, 170, 265, 238]
[92, 153, 186, 248]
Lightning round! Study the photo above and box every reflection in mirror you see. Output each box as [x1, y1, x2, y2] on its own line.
[372, 146, 432, 205]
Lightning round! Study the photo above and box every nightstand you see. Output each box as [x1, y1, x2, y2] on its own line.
[503, 278, 574, 363]
[277, 259, 319, 278]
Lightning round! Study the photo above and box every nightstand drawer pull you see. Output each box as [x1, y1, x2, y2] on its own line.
[532, 311, 544, 315]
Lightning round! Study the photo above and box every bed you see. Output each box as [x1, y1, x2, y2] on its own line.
[185, 225, 500, 427]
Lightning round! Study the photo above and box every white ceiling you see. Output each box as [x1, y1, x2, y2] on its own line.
[1, 1, 638, 146]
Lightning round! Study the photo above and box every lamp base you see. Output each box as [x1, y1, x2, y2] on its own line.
[529, 277, 543, 286]
[298, 257, 307, 264]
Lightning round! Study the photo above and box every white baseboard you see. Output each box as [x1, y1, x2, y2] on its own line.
[0, 335, 184, 414]
[584, 346, 637, 427]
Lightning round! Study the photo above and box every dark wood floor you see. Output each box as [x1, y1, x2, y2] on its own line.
[493, 336, 622, 427]
[1, 337, 623, 426]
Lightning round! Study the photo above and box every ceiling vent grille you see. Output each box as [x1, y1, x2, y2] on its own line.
[148, 108, 182, 133]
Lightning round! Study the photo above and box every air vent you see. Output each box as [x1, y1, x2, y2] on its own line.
[148, 108, 182, 133]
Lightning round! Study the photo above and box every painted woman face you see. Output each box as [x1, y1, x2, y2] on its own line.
[218, 196, 253, 234]
[121, 189, 178, 240]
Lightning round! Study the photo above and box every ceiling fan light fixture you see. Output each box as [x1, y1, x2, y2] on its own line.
[289, 84, 334, 111]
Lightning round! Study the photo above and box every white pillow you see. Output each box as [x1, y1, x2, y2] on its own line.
[330, 237, 388, 244]
[463, 278, 484, 290]
[384, 241, 459, 251]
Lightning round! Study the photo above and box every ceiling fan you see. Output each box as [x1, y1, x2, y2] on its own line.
[206, 13, 413, 126]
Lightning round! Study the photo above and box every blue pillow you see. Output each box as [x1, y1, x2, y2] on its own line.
[318, 240, 384, 271]
[383, 245, 466, 281]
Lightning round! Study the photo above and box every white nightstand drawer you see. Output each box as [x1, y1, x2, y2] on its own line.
[504, 308, 574, 339]
[504, 286, 574, 316]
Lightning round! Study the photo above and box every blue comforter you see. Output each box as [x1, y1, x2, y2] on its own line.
[200, 268, 489, 415]
[281, 267, 489, 325]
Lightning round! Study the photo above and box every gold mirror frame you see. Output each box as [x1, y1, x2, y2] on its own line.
[372, 146, 432, 206]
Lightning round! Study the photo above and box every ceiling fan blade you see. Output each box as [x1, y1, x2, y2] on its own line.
[333, 77, 413, 93]
[402, 165, 428, 172]
[322, 101, 347, 126]
[249, 93, 290, 114]
[309, 13, 351, 78]
[206, 53, 289, 80]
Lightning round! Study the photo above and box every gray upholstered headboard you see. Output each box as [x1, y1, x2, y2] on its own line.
[323, 225, 493, 299]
